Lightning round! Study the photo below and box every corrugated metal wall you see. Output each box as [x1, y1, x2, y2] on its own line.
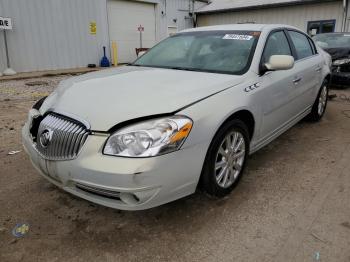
[0, 0, 207, 73]
[155, 0, 207, 40]
[0, 0, 109, 73]
[197, 1, 344, 33]
[165, 0, 206, 33]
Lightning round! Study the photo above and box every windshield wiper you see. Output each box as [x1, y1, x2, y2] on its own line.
[128, 64, 204, 72]
[168, 66, 202, 72]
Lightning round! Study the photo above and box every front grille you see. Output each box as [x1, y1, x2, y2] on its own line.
[332, 64, 350, 73]
[35, 113, 89, 160]
[340, 64, 350, 72]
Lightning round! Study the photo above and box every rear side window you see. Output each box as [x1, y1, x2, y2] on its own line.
[288, 31, 314, 60]
[262, 31, 292, 63]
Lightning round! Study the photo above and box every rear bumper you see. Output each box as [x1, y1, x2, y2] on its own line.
[22, 118, 207, 210]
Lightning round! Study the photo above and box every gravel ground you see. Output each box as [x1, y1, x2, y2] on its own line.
[0, 75, 350, 262]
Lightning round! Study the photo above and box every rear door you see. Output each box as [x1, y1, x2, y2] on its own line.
[286, 30, 322, 111]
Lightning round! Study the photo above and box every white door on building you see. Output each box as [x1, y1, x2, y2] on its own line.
[107, 0, 156, 63]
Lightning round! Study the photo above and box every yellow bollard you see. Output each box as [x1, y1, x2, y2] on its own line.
[111, 41, 118, 66]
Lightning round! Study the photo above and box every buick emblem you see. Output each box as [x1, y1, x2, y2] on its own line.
[39, 129, 53, 148]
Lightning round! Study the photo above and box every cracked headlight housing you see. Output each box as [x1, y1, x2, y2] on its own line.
[103, 116, 193, 157]
[333, 58, 350, 66]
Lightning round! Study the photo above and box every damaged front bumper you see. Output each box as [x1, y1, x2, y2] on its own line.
[331, 64, 350, 88]
[22, 110, 205, 210]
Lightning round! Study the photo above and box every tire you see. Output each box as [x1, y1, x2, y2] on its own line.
[200, 119, 250, 197]
[306, 79, 329, 122]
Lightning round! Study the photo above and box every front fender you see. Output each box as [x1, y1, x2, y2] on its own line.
[178, 83, 259, 154]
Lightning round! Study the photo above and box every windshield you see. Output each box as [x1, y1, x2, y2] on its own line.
[313, 33, 350, 48]
[133, 30, 260, 75]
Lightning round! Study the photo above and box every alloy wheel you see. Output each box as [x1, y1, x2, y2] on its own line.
[318, 84, 328, 116]
[214, 131, 246, 188]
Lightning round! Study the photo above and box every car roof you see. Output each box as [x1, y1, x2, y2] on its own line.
[181, 24, 299, 33]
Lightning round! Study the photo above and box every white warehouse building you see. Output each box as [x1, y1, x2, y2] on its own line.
[2, 0, 349, 73]
[0, 0, 208, 73]
[196, 0, 350, 34]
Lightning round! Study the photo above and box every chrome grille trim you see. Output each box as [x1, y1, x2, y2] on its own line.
[34, 113, 89, 161]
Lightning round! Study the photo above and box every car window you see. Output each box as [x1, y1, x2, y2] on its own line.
[133, 30, 260, 75]
[288, 31, 314, 60]
[262, 31, 291, 63]
[149, 35, 194, 62]
[313, 33, 350, 48]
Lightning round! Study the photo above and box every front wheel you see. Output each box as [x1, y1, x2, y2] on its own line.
[307, 80, 329, 122]
[200, 119, 250, 197]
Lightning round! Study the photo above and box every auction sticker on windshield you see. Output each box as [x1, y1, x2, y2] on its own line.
[223, 34, 253, 40]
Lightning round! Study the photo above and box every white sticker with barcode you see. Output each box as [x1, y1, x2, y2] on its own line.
[223, 34, 253, 40]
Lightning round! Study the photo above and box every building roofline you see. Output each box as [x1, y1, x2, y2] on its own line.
[195, 0, 340, 14]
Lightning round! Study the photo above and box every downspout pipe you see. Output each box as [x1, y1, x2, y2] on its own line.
[347, 0, 349, 31]
[342, 0, 348, 32]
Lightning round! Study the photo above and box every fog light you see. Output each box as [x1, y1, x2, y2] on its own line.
[119, 192, 140, 205]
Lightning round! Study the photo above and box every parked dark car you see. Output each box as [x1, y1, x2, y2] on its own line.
[313, 33, 350, 88]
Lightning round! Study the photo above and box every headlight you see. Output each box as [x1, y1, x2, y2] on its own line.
[333, 58, 350, 66]
[103, 116, 193, 157]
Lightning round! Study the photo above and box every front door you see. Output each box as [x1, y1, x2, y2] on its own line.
[258, 30, 298, 141]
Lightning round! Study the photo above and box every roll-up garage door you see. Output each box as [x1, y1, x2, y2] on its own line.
[107, 0, 156, 63]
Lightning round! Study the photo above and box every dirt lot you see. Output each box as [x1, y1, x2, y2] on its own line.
[0, 75, 350, 262]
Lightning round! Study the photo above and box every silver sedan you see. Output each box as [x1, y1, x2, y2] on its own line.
[22, 24, 331, 210]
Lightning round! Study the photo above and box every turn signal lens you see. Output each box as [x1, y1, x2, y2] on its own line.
[170, 122, 192, 143]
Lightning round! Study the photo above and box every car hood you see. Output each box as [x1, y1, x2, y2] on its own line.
[323, 47, 350, 61]
[42, 66, 244, 131]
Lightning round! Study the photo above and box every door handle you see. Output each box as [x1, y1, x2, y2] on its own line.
[315, 66, 322, 72]
[293, 77, 302, 84]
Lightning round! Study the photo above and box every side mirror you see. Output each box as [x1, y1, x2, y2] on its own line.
[265, 55, 294, 71]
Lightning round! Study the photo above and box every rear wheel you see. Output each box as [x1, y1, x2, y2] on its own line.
[200, 119, 249, 197]
[307, 80, 329, 122]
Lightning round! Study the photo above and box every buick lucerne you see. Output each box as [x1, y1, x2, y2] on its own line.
[23, 24, 331, 210]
